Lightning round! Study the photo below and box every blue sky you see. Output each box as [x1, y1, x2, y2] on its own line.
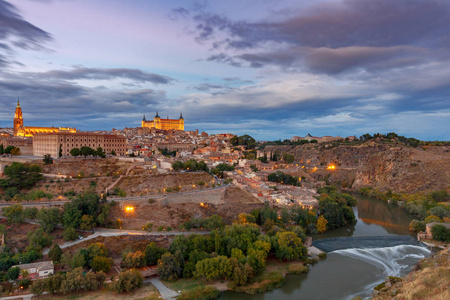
[0, 0, 449, 140]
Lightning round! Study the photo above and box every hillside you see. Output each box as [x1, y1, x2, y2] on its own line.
[264, 142, 450, 193]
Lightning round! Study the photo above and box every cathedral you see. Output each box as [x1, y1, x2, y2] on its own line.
[13, 99, 77, 137]
[141, 111, 184, 131]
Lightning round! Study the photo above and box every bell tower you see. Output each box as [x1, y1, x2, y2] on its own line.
[13, 98, 23, 136]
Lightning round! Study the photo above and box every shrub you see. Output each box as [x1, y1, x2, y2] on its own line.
[91, 256, 113, 273]
[424, 215, 443, 224]
[63, 227, 78, 241]
[112, 269, 143, 293]
[178, 286, 220, 300]
[288, 262, 309, 274]
[431, 224, 450, 242]
[142, 223, 153, 232]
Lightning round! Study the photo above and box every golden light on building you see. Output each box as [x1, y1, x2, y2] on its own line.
[141, 111, 184, 131]
[327, 165, 336, 170]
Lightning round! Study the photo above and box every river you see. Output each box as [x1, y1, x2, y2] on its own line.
[220, 195, 432, 300]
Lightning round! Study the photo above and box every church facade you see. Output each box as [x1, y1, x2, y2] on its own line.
[13, 100, 77, 137]
[141, 111, 184, 131]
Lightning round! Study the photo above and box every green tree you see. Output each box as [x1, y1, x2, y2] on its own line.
[80, 214, 95, 231]
[37, 207, 61, 233]
[409, 219, 426, 233]
[122, 251, 146, 268]
[424, 215, 443, 223]
[0, 162, 42, 190]
[172, 161, 184, 170]
[431, 224, 450, 242]
[0, 143, 3, 154]
[275, 231, 307, 261]
[80, 146, 95, 157]
[43, 154, 53, 165]
[317, 215, 328, 233]
[48, 244, 63, 263]
[27, 228, 53, 251]
[94, 147, 106, 158]
[84, 271, 106, 291]
[30, 279, 46, 296]
[2, 204, 24, 223]
[62, 251, 85, 270]
[112, 269, 143, 293]
[145, 242, 166, 266]
[6, 266, 21, 281]
[63, 227, 78, 241]
[194, 255, 233, 281]
[282, 153, 295, 164]
[46, 272, 64, 294]
[157, 252, 183, 281]
[91, 256, 113, 273]
[69, 148, 80, 157]
[60, 267, 85, 294]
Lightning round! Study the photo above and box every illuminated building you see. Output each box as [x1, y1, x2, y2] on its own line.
[33, 132, 127, 158]
[141, 111, 184, 131]
[13, 99, 77, 137]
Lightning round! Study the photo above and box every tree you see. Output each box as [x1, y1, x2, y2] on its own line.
[43, 154, 53, 165]
[84, 271, 106, 291]
[424, 215, 443, 224]
[63, 227, 78, 241]
[2, 204, 24, 223]
[80, 214, 95, 231]
[46, 273, 64, 294]
[110, 150, 116, 156]
[409, 219, 426, 232]
[80, 146, 95, 157]
[62, 251, 85, 270]
[62, 203, 82, 229]
[37, 207, 61, 233]
[87, 242, 108, 262]
[172, 161, 184, 171]
[60, 267, 85, 294]
[122, 251, 146, 268]
[282, 153, 295, 164]
[317, 215, 328, 233]
[194, 255, 233, 281]
[0, 143, 3, 154]
[157, 252, 183, 281]
[48, 244, 63, 263]
[275, 231, 307, 261]
[91, 256, 113, 272]
[10, 147, 21, 156]
[145, 242, 166, 266]
[70, 148, 80, 157]
[431, 224, 450, 242]
[0, 162, 42, 190]
[6, 266, 20, 281]
[112, 269, 143, 293]
[27, 228, 53, 251]
[30, 279, 46, 296]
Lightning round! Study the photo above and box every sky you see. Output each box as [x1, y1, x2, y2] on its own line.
[0, 0, 449, 141]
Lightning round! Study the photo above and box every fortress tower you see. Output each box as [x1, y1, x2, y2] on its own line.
[13, 99, 23, 136]
[141, 111, 184, 131]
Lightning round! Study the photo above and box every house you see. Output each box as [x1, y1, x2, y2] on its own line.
[12, 261, 54, 278]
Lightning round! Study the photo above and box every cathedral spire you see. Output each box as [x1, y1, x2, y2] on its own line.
[155, 110, 160, 118]
[17, 97, 20, 108]
[143, 114, 146, 121]
[179, 112, 184, 119]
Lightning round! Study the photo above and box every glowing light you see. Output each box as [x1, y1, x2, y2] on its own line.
[125, 206, 134, 213]
[200, 203, 205, 207]
[327, 165, 336, 170]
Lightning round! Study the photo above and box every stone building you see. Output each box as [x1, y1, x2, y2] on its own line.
[33, 132, 127, 158]
[141, 111, 184, 131]
[13, 99, 77, 137]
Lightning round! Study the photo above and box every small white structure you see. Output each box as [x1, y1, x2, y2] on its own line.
[12, 261, 54, 278]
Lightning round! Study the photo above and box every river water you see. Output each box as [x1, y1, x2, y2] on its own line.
[220, 195, 432, 300]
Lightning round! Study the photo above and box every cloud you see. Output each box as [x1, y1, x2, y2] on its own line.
[24, 67, 174, 84]
[183, 0, 450, 74]
[0, 0, 52, 51]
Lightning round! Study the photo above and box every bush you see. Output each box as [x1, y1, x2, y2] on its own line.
[288, 262, 309, 274]
[63, 227, 78, 241]
[318, 252, 327, 259]
[112, 269, 143, 293]
[431, 225, 450, 242]
[424, 215, 443, 224]
[178, 286, 220, 300]
[91, 256, 113, 273]
[142, 223, 153, 232]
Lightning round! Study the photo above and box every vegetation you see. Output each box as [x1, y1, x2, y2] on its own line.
[0, 162, 42, 199]
[230, 134, 256, 149]
[111, 269, 143, 293]
[268, 171, 300, 186]
[431, 224, 450, 242]
[211, 163, 235, 178]
[177, 286, 220, 300]
[172, 159, 209, 172]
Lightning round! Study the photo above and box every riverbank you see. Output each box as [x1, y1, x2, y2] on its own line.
[371, 248, 449, 300]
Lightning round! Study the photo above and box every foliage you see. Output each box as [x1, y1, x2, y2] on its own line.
[2, 204, 24, 223]
[177, 286, 221, 300]
[80, 214, 96, 231]
[6, 266, 20, 281]
[194, 255, 233, 281]
[43, 154, 53, 165]
[122, 250, 146, 268]
[267, 171, 299, 186]
[112, 269, 143, 293]
[288, 262, 309, 274]
[172, 159, 209, 172]
[180, 215, 225, 231]
[431, 224, 450, 242]
[230, 134, 256, 149]
[0, 162, 42, 190]
[142, 222, 153, 232]
[37, 207, 61, 233]
[282, 153, 295, 164]
[211, 163, 235, 177]
[157, 252, 184, 281]
[27, 228, 53, 251]
[48, 244, 63, 263]
[91, 256, 113, 273]
[145, 242, 167, 266]
[63, 227, 78, 241]
[274, 231, 307, 261]
[317, 215, 328, 233]
[69, 148, 81, 157]
[409, 220, 426, 233]
[424, 215, 443, 224]
[62, 251, 85, 270]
